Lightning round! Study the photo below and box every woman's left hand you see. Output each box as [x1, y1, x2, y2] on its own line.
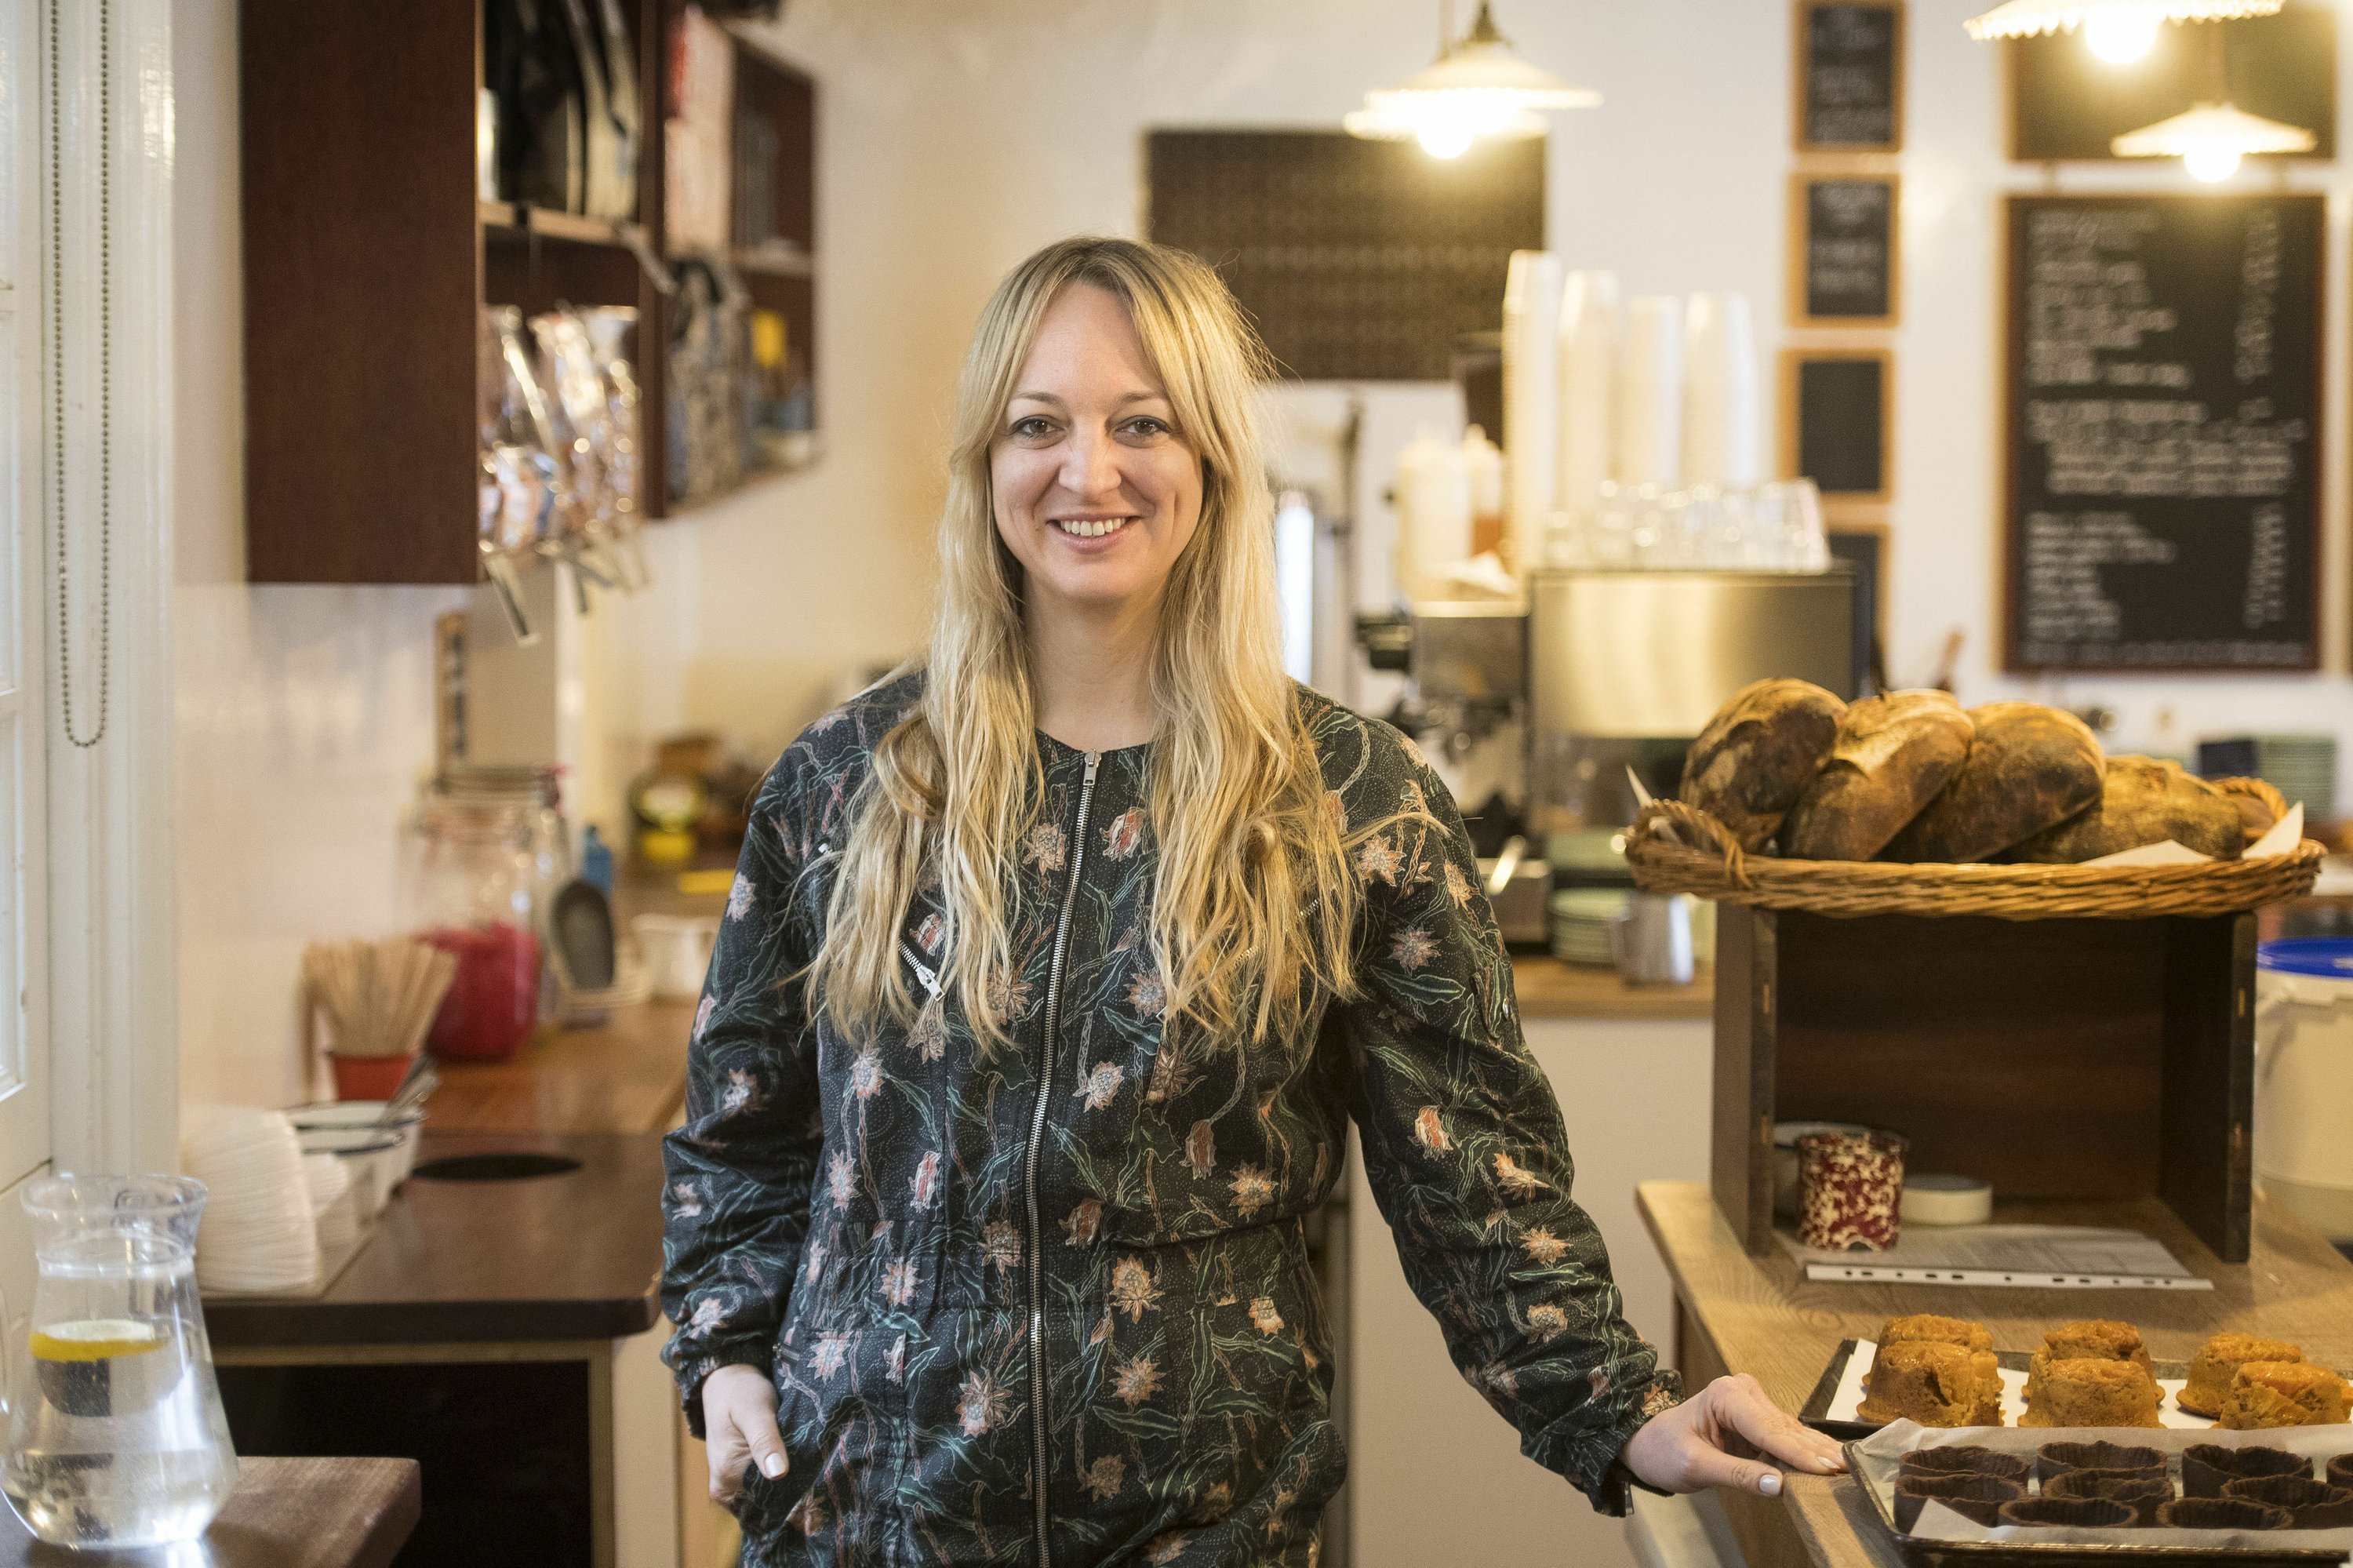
[1620, 1373, 1849, 1497]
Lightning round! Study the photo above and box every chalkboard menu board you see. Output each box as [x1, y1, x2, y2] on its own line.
[1795, 1, 1904, 152]
[2006, 195, 2322, 672]
[1783, 348, 1892, 502]
[1791, 173, 1898, 325]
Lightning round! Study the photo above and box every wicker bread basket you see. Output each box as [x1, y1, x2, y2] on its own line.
[1625, 778, 2322, 920]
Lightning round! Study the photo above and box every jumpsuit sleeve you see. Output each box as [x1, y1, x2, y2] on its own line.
[660, 755, 827, 1436]
[1335, 729, 1683, 1513]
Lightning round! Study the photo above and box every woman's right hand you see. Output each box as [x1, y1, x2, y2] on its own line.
[702, 1362, 789, 1505]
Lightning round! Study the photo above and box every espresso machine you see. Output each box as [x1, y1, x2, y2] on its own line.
[1362, 568, 1860, 947]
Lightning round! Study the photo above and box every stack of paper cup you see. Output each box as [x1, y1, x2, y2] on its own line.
[183, 1106, 322, 1293]
[1502, 250, 1563, 576]
[1681, 292, 1759, 488]
[1618, 297, 1684, 489]
[1555, 271, 1620, 517]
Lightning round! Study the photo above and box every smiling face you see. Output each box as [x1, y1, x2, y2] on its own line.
[990, 282, 1205, 622]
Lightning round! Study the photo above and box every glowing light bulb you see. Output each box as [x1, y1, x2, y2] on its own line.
[2184, 141, 2242, 181]
[1417, 118, 1475, 158]
[2084, 7, 2160, 64]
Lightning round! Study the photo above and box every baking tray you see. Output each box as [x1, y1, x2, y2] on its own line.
[1803, 1340, 2207, 1441]
[1847, 1422, 2353, 1564]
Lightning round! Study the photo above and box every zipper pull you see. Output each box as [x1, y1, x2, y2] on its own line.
[1083, 751, 1100, 781]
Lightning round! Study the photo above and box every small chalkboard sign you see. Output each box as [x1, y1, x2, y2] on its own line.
[1788, 172, 1899, 326]
[1795, 1, 1904, 153]
[1828, 523, 1889, 693]
[2004, 195, 2322, 673]
[1781, 347, 1893, 504]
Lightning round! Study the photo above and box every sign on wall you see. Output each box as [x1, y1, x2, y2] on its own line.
[2003, 194, 2322, 672]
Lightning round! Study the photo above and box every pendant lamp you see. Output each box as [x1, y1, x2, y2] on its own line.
[2112, 100, 2315, 180]
[1344, 2, 1598, 160]
[1964, 0, 2283, 45]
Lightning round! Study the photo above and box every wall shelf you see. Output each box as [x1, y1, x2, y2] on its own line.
[242, 2, 818, 585]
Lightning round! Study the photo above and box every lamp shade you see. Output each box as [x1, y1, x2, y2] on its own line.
[1346, 2, 1596, 155]
[1965, 0, 2282, 41]
[2111, 100, 2316, 157]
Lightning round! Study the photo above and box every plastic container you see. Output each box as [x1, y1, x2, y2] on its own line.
[2255, 937, 2353, 1240]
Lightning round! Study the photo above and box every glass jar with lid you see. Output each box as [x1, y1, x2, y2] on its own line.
[402, 795, 542, 1061]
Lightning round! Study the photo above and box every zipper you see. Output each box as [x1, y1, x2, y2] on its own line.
[900, 942, 942, 999]
[1024, 749, 1099, 1568]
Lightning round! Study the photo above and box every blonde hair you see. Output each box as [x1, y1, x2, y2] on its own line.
[809, 236, 1362, 1050]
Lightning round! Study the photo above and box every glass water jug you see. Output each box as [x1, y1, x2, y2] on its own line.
[0, 1175, 237, 1547]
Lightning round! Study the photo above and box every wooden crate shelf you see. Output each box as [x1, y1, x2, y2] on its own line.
[1712, 904, 2257, 1264]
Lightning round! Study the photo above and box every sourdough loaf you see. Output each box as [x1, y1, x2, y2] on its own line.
[1881, 703, 2104, 863]
[1678, 679, 1847, 851]
[2008, 755, 2245, 862]
[1780, 690, 1974, 861]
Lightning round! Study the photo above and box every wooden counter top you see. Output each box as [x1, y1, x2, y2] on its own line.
[1636, 1178, 2353, 1568]
[0, 1456, 420, 1568]
[1511, 955, 1712, 1020]
[205, 1130, 665, 1348]
[424, 999, 696, 1136]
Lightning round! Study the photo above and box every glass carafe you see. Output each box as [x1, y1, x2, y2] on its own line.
[0, 1175, 236, 1547]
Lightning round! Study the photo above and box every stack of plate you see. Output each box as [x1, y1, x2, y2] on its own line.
[1548, 887, 1630, 967]
[182, 1106, 321, 1294]
[302, 1152, 359, 1263]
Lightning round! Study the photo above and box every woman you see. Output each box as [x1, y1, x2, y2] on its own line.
[662, 236, 1842, 1566]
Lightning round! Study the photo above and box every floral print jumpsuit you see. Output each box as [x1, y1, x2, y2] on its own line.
[662, 673, 1680, 1566]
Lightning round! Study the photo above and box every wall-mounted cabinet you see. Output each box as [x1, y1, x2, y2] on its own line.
[240, 2, 816, 585]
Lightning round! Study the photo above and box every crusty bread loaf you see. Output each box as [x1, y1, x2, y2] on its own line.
[2008, 755, 2246, 862]
[1780, 690, 1974, 861]
[1679, 679, 1847, 851]
[1882, 703, 2104, 864]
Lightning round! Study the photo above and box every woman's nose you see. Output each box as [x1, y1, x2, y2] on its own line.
[1059, 426, 1122, 500]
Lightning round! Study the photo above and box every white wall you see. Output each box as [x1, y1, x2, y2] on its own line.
[744, 0, 2353, 802]
[172, 0, 472, 1110]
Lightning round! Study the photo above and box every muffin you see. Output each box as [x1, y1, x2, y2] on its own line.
[1893, 1473, 2023, 1530]
[2179, 1333, 2304, 1418]
[2043, 1470, 2171, 1525]
[1901, 1446, 2029, 1486]
[2221, 1475, 2353, 1529]
[1860, 1341, 1983, 1427]
[2184, 1443, 2307, 1498]
[1880, 1315, 2004, 1424]
[2023, 1319, 2154, 1400]
[2020, 1359, 2163, 1428]
[2217, 1361, 2352, 1429]
[2158, 1497, 2292, 1530]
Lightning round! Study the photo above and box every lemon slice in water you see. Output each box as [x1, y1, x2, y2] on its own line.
[29, 1319, 167, 1362]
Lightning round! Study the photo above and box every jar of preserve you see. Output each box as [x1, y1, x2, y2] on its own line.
[402, 796, 542, 1062]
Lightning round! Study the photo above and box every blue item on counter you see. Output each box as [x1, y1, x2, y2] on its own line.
[2258, 938, 2353, 978]
[580, 824, 614, 896]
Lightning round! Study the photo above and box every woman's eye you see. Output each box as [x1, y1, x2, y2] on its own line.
[1122, 417, 1171, 438]
[1009, 417, 1056, 438]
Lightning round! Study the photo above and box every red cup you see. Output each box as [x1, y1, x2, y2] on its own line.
[330, 1052, 416, 1101]
[1796, 1129, 1908, 1250]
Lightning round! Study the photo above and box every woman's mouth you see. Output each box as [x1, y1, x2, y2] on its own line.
[1052, 516, 1135, 539]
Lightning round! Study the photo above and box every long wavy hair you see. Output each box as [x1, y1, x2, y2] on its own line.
[807, 236, 1362, 1052]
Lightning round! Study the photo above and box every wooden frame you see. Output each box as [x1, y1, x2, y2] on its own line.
[1793, 0, 1906, 155]
[1826, 516, 1891, 687]
[1786, 170, 1900, 328]
[1778, 346, 1895, 508]
[1713, 906, 2258, 1264]
[1998, 193, 2324, 675]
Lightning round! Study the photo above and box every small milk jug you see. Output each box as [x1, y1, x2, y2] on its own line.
[0, 1175, 237, 1546]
